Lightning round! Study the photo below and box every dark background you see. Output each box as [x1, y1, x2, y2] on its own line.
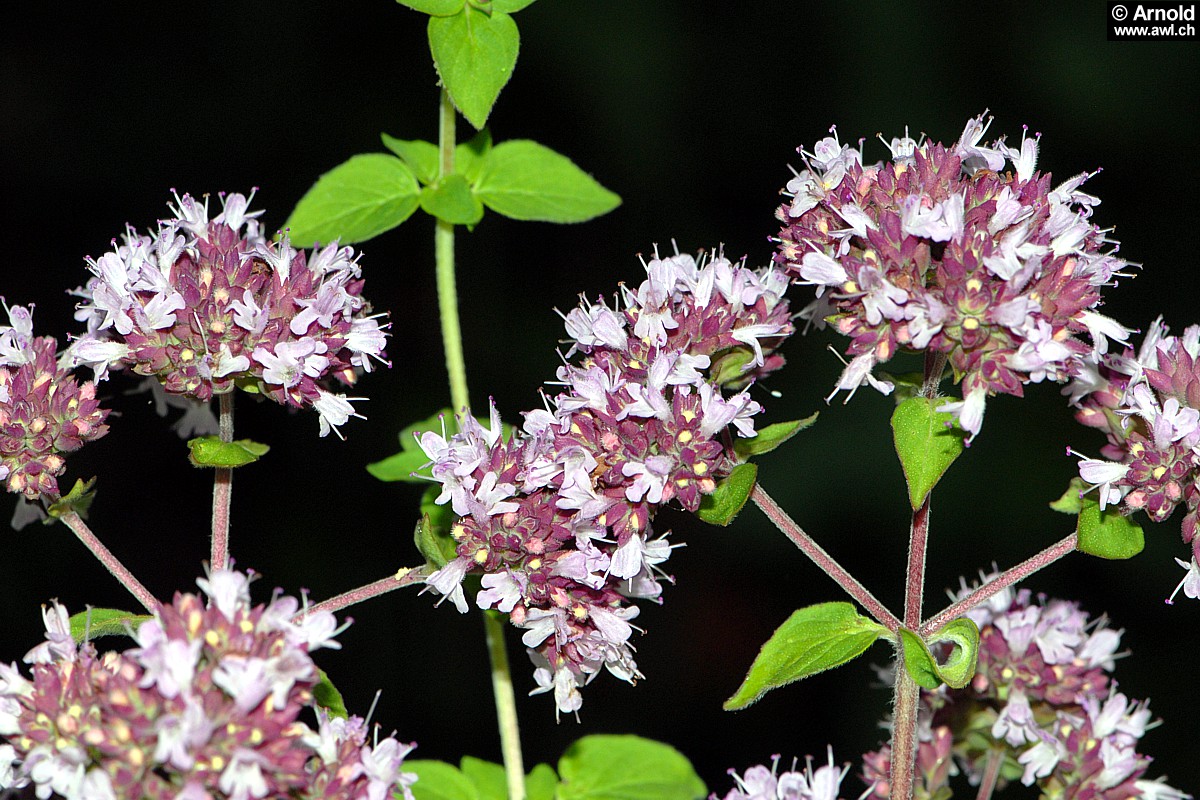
[3, 1, 1198, 795]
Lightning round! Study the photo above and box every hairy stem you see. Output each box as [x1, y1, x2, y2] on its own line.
[485, 611, 526, 800]
[211, 392, 234, 571]
[751, 485, 900, 630]
[437, 89, 471, 418]
[300, 566, 429, 618]
[920, 533, 1078, 636]
[60, 511, 158, 612]
[435, 89, 523, 799]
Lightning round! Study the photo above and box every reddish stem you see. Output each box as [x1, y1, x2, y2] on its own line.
[60, 511, 159, 612]
[302, 566, 429, 618]
[920, 533, 1078, 636]
[211, 392, 234, 571]
[751, 485, 900, 631]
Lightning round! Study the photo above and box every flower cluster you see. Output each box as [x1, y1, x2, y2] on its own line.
[861, 578, 1187, 799]
[775, 113, 1130, 440]
[0, 302, 109, 501]
[420, 248, 793, 715]
[713, 750, 851, 800]
[1069, 318, 1200, 599]
[69, 192, 389, 437]
[0, 569, 417, 800]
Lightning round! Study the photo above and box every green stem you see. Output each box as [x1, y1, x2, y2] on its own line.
[434, 88, 523, 799]
[437, 89, 471, 417]
[485, 611, 526, 800]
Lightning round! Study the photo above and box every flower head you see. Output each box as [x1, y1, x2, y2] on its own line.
[0, 568, 417, 799]
[69, 192, 388, 437]
[0, 301, 109, 500]
[421, 247, 794, 715]
[777, 114, 1130, 441]
[713, 749, 852, 800]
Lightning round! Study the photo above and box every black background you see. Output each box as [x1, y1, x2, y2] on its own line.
[2, 1, 1198, 795]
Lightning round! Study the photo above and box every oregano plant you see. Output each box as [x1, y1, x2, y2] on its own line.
[0, 4, 1195, 800]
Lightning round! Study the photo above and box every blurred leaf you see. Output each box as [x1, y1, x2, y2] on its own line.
[456, 128, 493, 184]
[46, 477, 97, 519]
[67, 608, 150, 643]
[709, 347, 756, 389]
[1075, 495, 1144, 559]
[724, 602, 888, 710]
[186, 437, 269, 469]
[475, 140, 620, 222]
[891, 397, 966, 509]
[1050, 478, 1087, 514]
[492, 0, 537, 10]
[420, 174, 484, 225]
[285, 154, 420, 246]
[526, 764, 558, 800]
[695, 463, 757, 526]
[313, 668, 348, 719]
[408, 760, 480, 800]
[429, 7, 519, 129]
[734, 414, 819, 460]
[381, 134, 440, 185]
[415, 503, 458, 568]
[557, 735, 705, 800]
[397, 0, 465, 15]
[459, 757, 506, 800]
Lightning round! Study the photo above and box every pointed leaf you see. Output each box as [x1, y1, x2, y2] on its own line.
[899, 617, 979, 691]
[459, 757, 505, 800]
[397, 0, 465, 15]
[68, 608, 151, 643]
[475, 140, 620, 222]
[525, 764, 558, 800]
[1050, 478, 1087, 514]
[557, 735, 705, 800]
[285, 154, 420, 247]
[428, 8, 519, 130]
[734, 414, 819, 460]
[695, 462, 757, 526]
[381, 134, 440, 185]
[415, 498, 458, 568]
[186, 436, 269, 468]
[313, 668, 348, 719]
[709, 347, 757, 389]
[408, 760, 480, 800]
[420, 174, 484, 225]
[46, 477, 97, 519]
[724, 602, 889, 710]
[1075, 495, 1145, 559]
[456, 128, 493, 184]
[891, 396, 967, 509]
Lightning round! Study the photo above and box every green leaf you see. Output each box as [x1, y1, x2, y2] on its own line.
[186, 436, 270, 469]
[891, 396, 967, 509]
[492, 0, 537, 10]
[474, 140, 621, 222]
[1050, 478, 1087, 514]
[456, 128, 493, 184]
[1075, 495, 1145, 559]
[46, 477, 97, 519]
[67, 608, 150, 643]
[420, 174, 484, 225]
[695, 462, 757, 526]
[899, 617, 980, 691]
[381, 135, 440, 185]
[414, 499, 459, 569]
[525, 764, 558, 800]
[557, 735, 705, 800]
[408, 760, 480, 800]
[429, 7, 519, 130]
[313, 668, 348, 719]
[284, 154, 421, 247]
[734, 415, 819, 460]
[460, 757, 505, 800]
[709, 347, 757, 389]
[397, 0, 465, 15]
[724, 602, 888, 710]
